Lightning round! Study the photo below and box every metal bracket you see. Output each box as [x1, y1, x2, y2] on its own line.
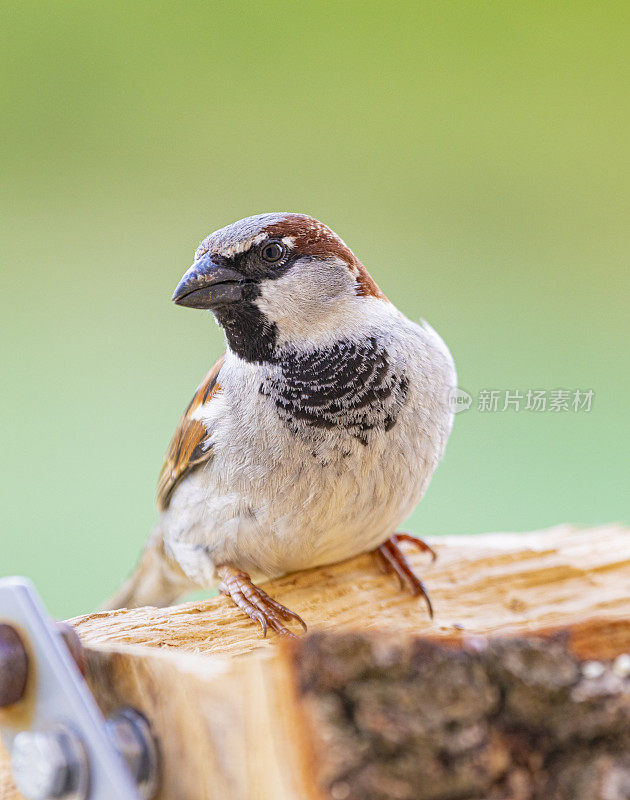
[0, 576, 157, 800]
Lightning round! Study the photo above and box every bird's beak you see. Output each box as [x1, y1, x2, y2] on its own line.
[172, 253, 248, 309]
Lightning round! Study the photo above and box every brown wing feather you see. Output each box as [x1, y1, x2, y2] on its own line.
[156, 354, 225, 511]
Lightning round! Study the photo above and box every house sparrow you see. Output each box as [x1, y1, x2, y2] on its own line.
[105, 213, 456, 636]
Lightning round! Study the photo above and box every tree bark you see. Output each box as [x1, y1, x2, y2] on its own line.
[1, 525, 628, 800]
[295, 631, 630, 800]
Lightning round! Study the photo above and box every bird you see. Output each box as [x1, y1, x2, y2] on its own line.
[105, 213, 457, 636]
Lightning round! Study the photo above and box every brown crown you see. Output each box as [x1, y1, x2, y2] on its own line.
[263, 215, 386, 301]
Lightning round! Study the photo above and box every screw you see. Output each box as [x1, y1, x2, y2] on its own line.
[106, 708, 159, 799]
[0, 623, 29, 706]
[0, 621, 84, 710]
[10, 724, 89, 800]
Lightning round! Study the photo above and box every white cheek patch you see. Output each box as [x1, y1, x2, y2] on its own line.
[255, 257, 367, 346]
[258, 257, 350, 312]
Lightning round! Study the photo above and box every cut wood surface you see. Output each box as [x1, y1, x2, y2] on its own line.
[1, 524, 628, 800]
[71, 524, 630, 659]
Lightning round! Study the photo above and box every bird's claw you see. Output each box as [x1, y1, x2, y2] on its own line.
[375, 534, 435, 618]
[392, 532, 437, 562]
[218, 566, 307, 638]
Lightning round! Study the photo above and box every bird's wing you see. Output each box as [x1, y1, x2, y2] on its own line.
[156, 354, 225, 511]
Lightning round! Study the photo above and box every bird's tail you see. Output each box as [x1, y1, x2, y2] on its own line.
[100, 530, 190, 611]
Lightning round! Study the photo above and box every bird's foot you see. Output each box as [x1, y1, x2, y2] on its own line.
[374, 533, 436, 618]
[217, 566, 307, 638]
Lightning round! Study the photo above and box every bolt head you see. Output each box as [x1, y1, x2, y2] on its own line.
[11, 731, 68, 799]
[0, 623, 29, 706]
[10, 725, 88, 800]
[106, 708, 159, 799]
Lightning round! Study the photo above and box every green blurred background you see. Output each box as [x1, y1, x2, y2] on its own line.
[2, 2, 629, 618]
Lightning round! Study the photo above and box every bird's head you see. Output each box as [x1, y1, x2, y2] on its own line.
[172, 213, 388, 362]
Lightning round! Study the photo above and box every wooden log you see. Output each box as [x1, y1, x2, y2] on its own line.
[1, 524, 628, 800]
[70, 523, 630, 659]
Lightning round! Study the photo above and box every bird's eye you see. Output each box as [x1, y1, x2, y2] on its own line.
[260, 241, 285, 263]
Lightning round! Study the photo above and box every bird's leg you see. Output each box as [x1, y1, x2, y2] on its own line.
[374, 533, 436, 618]
[217, 566, 307, 638]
